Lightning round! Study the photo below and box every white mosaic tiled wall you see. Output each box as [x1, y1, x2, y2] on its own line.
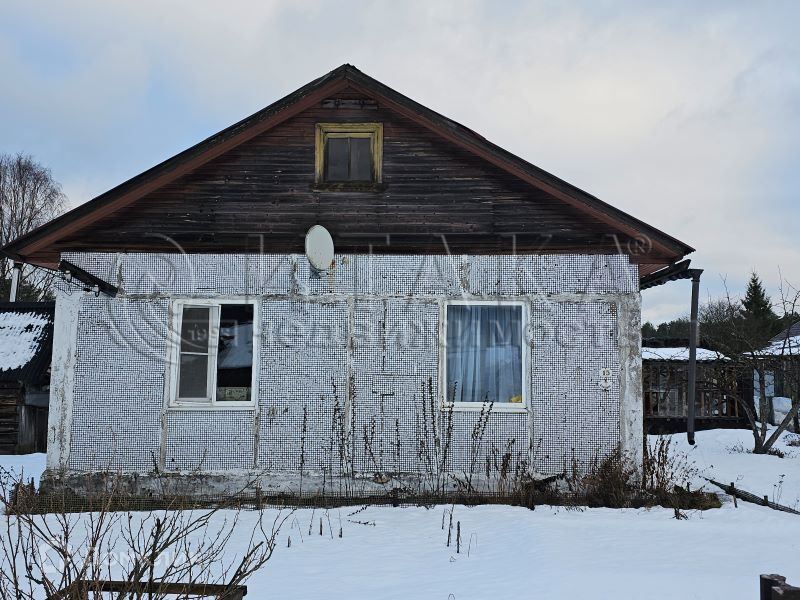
[59, 252, 638, 480]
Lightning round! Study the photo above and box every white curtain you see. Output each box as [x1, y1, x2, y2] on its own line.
[446, 305, 523, 403]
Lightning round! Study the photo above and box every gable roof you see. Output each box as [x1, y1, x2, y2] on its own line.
[2, 64, 693, 267]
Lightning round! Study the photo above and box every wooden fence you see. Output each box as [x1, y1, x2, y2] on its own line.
[46, 573, 800, 599]
[48, 580, 247, 599]
[705, 478, 800, 515]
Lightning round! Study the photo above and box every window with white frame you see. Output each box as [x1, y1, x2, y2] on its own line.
[171, 301, 256, 406]
[443, 301, 526, 408]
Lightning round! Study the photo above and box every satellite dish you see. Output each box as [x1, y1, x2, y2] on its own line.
[305, 225, 335, 272]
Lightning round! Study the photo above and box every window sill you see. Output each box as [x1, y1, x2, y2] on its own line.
[442, 403, 528, 414]
[311, 182, 387, 193]
[167, 403, 257, 412]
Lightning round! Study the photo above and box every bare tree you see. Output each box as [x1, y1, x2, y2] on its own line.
[703, 278, 800, 454]
[0, 153, 66, 300]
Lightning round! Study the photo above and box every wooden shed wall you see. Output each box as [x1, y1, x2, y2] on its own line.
[0, 382, 47, 455]
[0, 382, 23, 454]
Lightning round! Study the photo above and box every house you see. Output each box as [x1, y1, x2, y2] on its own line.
[641, 340, 749, 434]
[0, 302, 54, 454]
[2, 65, 695, 500]
[754, 323, 799, 430]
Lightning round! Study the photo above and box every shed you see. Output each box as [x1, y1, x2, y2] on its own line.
[754, 323, 799, 429]
[0, 302, 54, 454]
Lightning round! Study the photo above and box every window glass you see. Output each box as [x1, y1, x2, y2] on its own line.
[174, 303, 255, 405]
[177, 307, 211, 399]
[180, 307, 211, 353]
[216, 304, 254, 402]
[445, 304, 523, 404]
[349, 137, 373, 181]
[323, 135, 374, 182]
[179, 354, 209, 398]
[324, 137, 350, 181]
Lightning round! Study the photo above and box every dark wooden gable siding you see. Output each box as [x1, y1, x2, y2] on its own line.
[56, 90, 646, 257]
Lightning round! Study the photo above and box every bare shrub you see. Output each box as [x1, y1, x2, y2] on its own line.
[511, 443, 718, 511]
[642, 437, 698, 495]
[0, 468, 289, 600]
[573, 449, 639, 508]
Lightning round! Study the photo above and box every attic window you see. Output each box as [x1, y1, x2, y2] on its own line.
[315, 123, 383, 185]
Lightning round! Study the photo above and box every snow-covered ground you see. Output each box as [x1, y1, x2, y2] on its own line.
[671, 427, 800, 510]
[1, 429, 799, 599]
[271, 502, 799, 600]
[0, 453, 46, 485]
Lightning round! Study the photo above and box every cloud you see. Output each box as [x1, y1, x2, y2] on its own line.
[1, 0, 798, 321]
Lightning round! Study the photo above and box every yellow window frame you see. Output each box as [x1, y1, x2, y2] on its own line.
[314, 123, 383, 184]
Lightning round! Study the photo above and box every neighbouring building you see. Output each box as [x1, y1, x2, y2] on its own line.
[641, 341, 749, 434]
[755, 323, 799, 430]
[0, 302, 54, 454]
[2, 65, 695, 499]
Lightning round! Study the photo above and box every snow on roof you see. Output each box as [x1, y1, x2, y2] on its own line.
[758, 335, 800, 357]
[0, 311, 52, 373]
[641, 346, 727, 362]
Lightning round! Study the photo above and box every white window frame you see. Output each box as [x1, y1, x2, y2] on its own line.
[439, 299, 529, 413]
[167, 298, 259, 410]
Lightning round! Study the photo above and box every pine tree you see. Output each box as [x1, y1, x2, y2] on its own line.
[740, 272, 779, 345]
[742, 272, 773, 320]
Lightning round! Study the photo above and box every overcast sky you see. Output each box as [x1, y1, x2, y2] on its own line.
[1, 1, 798, 323]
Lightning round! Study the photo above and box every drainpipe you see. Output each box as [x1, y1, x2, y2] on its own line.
[687, 269, 703, 445]
[9, 262, 22, 302]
